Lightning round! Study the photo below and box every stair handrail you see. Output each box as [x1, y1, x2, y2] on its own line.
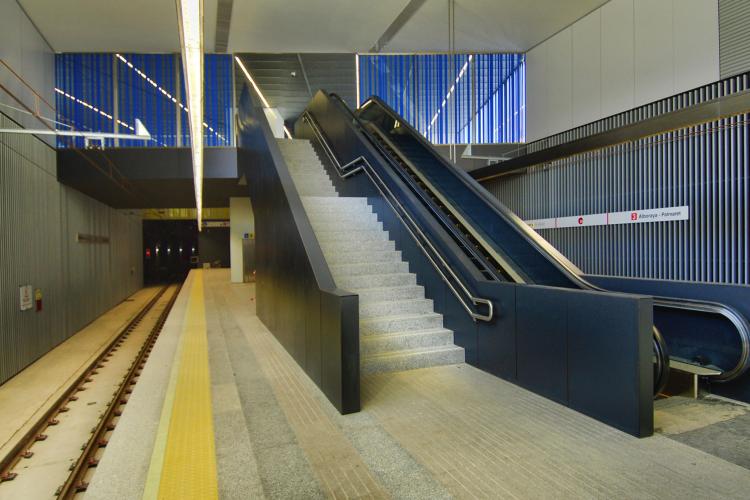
[301, 111, 494, 322]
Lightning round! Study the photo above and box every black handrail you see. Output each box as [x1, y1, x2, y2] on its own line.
[349, 94, 750, 385]
[329, 93, 675, 394]
[301, 111, 494, 323]
[327, 95, 509, 283]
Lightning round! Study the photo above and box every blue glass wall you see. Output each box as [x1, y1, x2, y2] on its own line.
[359, 53, 524, 144]
[55, 54, 234, 148]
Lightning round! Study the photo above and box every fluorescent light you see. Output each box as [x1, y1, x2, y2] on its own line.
[176, 0, 204, 228]
[235, 56, 271, 108]
[236, 56, 292, 138]
[355, 54, 360, 109]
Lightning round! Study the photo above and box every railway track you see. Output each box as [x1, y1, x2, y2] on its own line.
[0, 283, 181, 499]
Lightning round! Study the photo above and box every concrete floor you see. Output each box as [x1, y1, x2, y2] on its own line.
[87, 270, 750, 499]
[655, 395, 750, 470]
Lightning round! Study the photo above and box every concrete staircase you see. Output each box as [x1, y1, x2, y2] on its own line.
[277, 138, 464, 375]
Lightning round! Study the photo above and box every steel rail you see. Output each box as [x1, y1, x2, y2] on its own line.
[56, 283, 181, 498]
[0, 286, 170, 484]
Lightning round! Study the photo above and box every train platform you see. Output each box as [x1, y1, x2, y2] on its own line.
[77, 269, 750, 499]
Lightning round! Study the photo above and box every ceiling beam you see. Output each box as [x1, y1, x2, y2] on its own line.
[214, 0, 233, 52]
[369, 0, 427, 53]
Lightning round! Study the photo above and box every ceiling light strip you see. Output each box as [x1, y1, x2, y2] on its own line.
[235, 57, 271, 108]
[176, 0, 205, 227]
[235, 57, 292, 138]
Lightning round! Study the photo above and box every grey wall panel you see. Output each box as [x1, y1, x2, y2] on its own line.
[486, 111, 749, 285]
[528, 73, 749, 153]
[0, 112, 143, 384]
[720, 0, 750, 78]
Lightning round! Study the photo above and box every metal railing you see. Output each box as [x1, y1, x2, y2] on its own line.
[353, 96, 750, 384]
[301, 111, 493, 322]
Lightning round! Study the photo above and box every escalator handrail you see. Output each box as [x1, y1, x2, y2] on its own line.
[325, 97, 508, 284]
[301, 111, 494, 322]
[355, 95, 589, 284]
[346, 95, 750, 383]
[366, 124, 526, 284]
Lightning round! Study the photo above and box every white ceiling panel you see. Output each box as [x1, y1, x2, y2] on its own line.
[227, 0, 411, 53]
[19, 0, 610, 53]
[384, 0, 609, 53]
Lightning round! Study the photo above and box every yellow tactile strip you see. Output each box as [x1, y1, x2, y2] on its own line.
[222, 286, 388, 499]
[144, 271, 219, 500]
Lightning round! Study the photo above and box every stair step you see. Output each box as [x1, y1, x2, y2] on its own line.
[361, 345, 465, 375]
[301, 196, 369, 208]
[324, 249, 402, 265]
[319, 238, 395, 253]
[336, 273, 416, 290]
[361, 312, 442, 335]
[307, 211, 377, 226]
[296, 185, 337, 196]
[330, 261, 408, 277]
[280, 143, 463, 376]
[311, 218, 382, 232]
[360, 298, 434, 318]
[354, 285, 425, 302]
[315, 229, 388, 243]
[361, 328, 455, 356]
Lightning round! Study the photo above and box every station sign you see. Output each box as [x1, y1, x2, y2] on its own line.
[526, 205, 689, 230]
[202, 220, 230, 228]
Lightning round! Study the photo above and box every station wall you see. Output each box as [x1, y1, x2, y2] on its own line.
[525, 0, 720, 142]
[485, 73, 750, 286]
[0, 3, 143, 384]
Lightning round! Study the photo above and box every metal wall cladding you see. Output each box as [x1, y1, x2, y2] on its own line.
[359, 53, 525, 144]
[486, 110, 749, 285]
[0, 112, 143, 384]
[720, 0, 750, 79]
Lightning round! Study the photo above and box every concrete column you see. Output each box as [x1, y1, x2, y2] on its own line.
[229, 197, 254, 283]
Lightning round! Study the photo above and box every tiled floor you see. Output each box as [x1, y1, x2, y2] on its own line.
[88, 270, 750, 499]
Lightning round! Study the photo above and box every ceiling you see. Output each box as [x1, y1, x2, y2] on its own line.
[20, 0, 610, 53]
[235, 53, 357, 122]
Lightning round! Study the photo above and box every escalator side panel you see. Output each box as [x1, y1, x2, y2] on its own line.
[588, 275, 750, 402]
[300, 90, 655, 437]
[516, 287, 568, 404]
[566, 291, 654, 438]
[474, 281, 517, 381]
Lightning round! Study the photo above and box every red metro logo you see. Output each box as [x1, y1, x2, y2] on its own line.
[631, 212, 638, 221]
[578, 217, 584, 225]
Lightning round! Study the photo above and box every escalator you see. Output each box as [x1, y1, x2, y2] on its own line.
[330, 94, 750, 396]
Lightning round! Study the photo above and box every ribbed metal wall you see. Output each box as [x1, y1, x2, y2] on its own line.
[359, 53, 525, 144]
[0, 112, 143, 384]
[55, 54, 233, 148]
[486, 110, 749, 285]
[720, 0, 750, 78]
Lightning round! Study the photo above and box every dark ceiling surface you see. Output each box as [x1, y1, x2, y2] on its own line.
[57, 147, 247, 208]
[234, 53, 357, 124]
